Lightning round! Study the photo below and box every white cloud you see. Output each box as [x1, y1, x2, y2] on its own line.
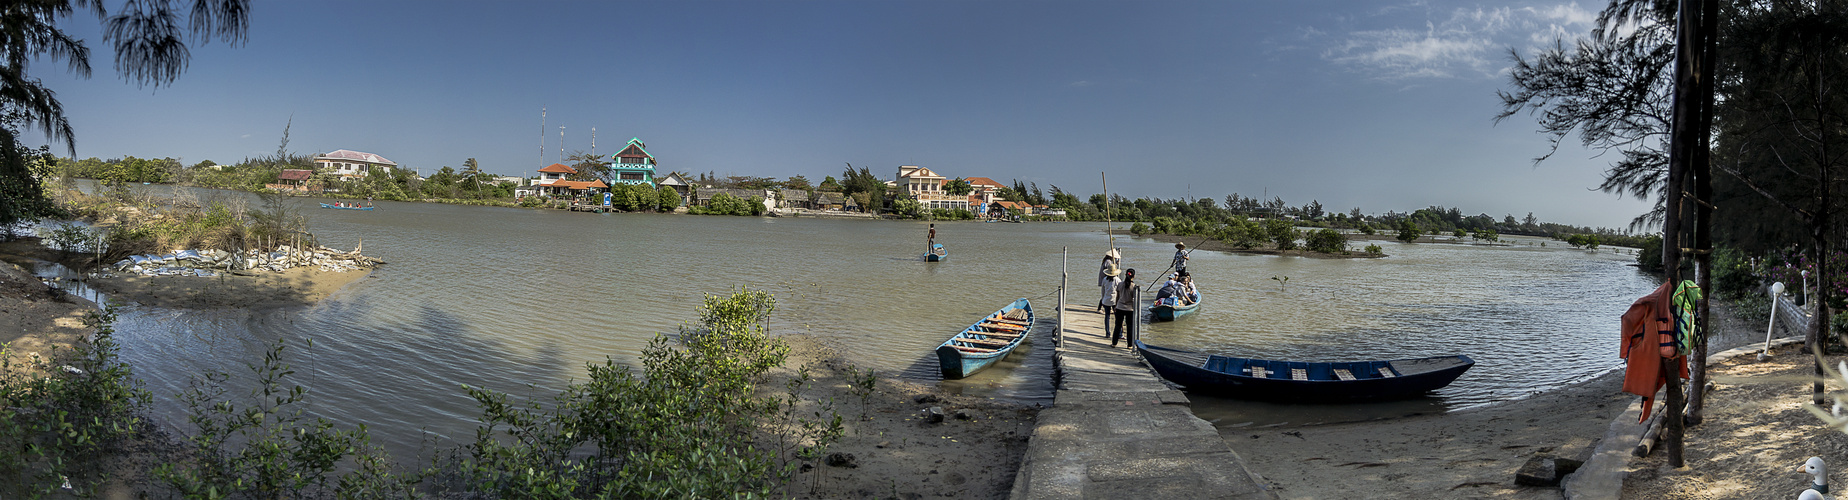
[240, 134, 252, 139]
[1321, 1, 1596, 82]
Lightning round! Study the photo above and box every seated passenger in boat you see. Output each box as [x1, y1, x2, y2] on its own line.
[1155, 274, 1184, 304]
[1179, 271, 1198, 305]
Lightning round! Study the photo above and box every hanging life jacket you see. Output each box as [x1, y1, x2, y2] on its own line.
[1666, 280, 1703, 358]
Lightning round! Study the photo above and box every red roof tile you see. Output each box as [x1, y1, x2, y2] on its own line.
[278, 169, 312, 181]
[538, 163, 577, 173]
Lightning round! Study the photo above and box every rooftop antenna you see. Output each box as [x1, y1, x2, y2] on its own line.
[539, 108, 546, 167]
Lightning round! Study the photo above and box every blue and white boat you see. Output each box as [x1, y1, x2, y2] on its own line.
[926, 243, 947, 262]
[934, 298, 1033, 379]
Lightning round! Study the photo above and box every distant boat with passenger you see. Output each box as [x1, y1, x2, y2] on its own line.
[926, 243, 947, 262]
[320, 202, 374, 211]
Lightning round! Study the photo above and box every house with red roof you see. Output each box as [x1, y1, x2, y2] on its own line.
[530, 163, 609, 198]
[897, 166, 970, 211]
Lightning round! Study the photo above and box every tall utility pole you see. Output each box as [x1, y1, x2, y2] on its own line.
[539, 108, 547, 167]
[1660, 0, 1718, 469]
[591, 127, 597, 157]
[559, 126, 566, 166]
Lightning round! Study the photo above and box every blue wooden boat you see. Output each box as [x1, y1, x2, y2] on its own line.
[935, 298, 1033, 379]
[1134, 338, 1473, 402]
[1149, 287, 1201, 322]
[926, 243, 947, 262]
[320, 203, 374, 211]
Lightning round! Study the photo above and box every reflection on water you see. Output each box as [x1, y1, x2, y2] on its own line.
[55, 185, 1680, 454]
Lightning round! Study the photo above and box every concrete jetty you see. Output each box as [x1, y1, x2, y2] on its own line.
[1010, 286, 1277, 499]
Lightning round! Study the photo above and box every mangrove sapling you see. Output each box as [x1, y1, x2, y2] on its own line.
[1271, 275, 1289, 292]
[154, 338, 416, 499]
[0, 308, 149, 498]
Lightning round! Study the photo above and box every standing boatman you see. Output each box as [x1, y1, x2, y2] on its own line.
[1172, 242, 1190, 274]
[928, 223, 937, 248]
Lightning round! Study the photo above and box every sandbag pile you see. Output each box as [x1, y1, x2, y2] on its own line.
[111, 245, 382, 277]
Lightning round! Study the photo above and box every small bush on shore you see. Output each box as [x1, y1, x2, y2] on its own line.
[0, 309, 150, 498]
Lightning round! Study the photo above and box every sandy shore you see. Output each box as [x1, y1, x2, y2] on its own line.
[83, 266, 371, 310]
[771, 334, 1037, 499]
[1235, 371, 1631, 499]
[0, 257, 95, 370]
[1620, 340, 1848, 498]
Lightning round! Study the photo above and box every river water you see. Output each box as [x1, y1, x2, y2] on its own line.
[54, 190, 1683, 456]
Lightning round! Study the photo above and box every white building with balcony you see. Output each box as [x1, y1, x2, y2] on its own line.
[312, 150, 396, 178]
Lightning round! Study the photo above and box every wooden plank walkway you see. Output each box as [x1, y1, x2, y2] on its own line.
[1010, 300, 1278, 499]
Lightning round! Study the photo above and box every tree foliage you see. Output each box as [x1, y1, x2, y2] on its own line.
[0, 0, 249, 231]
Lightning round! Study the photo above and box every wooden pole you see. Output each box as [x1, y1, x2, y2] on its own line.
[1685, 0, 1719, 426]
[1102, 172, 1113, 248]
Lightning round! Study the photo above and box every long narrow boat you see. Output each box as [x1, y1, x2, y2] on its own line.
[1149, 287, 1202, 322]
[1134, 338, 1473, 402]
[320, 203, 374, 211]
[935, 298, 1033, 379]
[926, 243, 947, 262]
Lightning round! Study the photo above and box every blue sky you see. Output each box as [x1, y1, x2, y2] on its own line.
[35, 0, 1651, 229]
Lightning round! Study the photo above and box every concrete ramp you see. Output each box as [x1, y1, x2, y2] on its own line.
[1010, 303, 1277, 499]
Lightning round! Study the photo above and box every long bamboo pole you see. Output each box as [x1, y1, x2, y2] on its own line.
[1102, 172, 1112, 248]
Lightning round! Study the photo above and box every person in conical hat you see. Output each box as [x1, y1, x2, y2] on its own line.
[1098, 251, 1121, 314]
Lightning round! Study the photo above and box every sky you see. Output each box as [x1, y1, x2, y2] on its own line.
[31, 0, 1653, 229]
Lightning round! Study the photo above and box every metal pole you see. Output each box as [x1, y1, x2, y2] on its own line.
[1059, 246, 1068, 349]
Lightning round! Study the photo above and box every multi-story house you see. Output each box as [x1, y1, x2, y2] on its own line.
[610, 138, 656, 186]
[896, 165, 968, 210]
[313, 150, 396, 178]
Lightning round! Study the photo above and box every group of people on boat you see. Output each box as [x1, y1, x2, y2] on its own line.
[1096, 242, 1199, 345]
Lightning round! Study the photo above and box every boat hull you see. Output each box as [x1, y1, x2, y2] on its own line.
[320, 203, 373, 211]
[1135, 340, 1473, 402]
[1149, 295, 1200, 322]
[926, 243, 947, 262]
[935, 298, 1033, 379]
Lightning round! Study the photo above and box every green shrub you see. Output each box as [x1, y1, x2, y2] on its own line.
[1129, 222, 1149, 235]
[0, 309, 149, 498]
[1265, 219, 1299, 250]
[1364, 243, 1383, 254]
[1305, 228, 1346, 253]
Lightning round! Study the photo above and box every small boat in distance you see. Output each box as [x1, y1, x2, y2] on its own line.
[935, 298, 1033, 379]
[926, 243, 947, 262]
[320, 203, 374, 211]
[1134, 338, 1473, 402]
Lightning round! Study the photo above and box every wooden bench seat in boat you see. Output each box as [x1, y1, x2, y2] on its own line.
[979, 322, 1027, 331]
[956, 338, 1011, 348]
[952, 345, 997, 353]
[1333, 369, 1356, 381]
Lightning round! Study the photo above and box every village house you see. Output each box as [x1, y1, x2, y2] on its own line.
[656, 172, 693, 207]
[896, 166, 969, 211]
[610, 138, 657, 186]
[814, 191, 855, 211]
[266, 169, 315, 192]
[961, 176, 1006, 214]
[312, 150, 396, 178]
[776, 189, 814, 210]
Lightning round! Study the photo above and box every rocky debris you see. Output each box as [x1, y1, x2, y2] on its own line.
[825, 452, 858, 468]
[109, 244, 383, 277]
[953, 408, 979, 421]
[913, 394, 942, 404]
[1514, 454, 1583, 487]
[924, 406, 946, 424]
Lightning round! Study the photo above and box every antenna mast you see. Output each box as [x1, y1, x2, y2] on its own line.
[559, 127, 566, 164]
[539, 108, 547, 167]
[591, 127, 597, 157]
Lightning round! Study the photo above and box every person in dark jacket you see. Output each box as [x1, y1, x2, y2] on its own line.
[1111, 268, 1137, 347]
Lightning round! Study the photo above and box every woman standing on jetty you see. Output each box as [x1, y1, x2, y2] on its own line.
[1111, 268, 1137, 347]
[1097, 249, 1120, 314]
